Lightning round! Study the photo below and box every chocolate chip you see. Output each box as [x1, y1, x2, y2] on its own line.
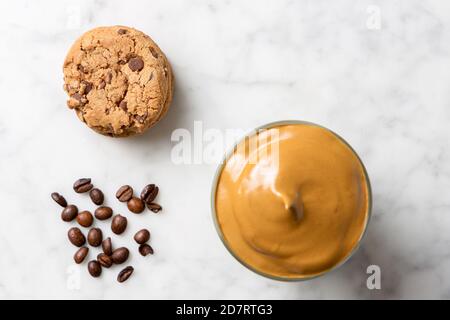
[61, 204, 78, 222]
[106, 72, 113, 84]
[149, 47, 159, 59]
[134, 114, 147, 124]
[139, 244, 154, 256]
[147, 203, 162, 213]
[73, 178, 93, 193]
[71, 93, 87, 105]
[117, 266, 134, 283]
[74, 247, 89, 264]
[77, 210, 94, 227]
[117, 29, 127, 35]
[72, 93, 82, 100]
[89, 188, 104, 205]
[119, 100, 128, 112]
[78, 64, 87, 73]
[51, 192, 67, 207]
[128, 57, 144, 72]
[98, 80, 106, 89]
[116, 185, 133, 202]
[81, 81, 93, 94]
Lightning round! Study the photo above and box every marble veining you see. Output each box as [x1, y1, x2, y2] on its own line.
[0, 0, 449, 299]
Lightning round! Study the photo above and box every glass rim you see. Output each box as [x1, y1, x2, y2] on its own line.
[210, 120, 373, 282]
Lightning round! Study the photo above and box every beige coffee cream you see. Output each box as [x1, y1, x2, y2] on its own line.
[213, 121, 371, 280]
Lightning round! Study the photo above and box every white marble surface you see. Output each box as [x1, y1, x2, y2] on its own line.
[0, 0, 449, 299]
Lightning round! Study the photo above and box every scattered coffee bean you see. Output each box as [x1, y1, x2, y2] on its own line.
[68, 227, 86, 247]
[147, 203, 162, 213]
[94, 206, 113, 220]
[127, 197, 145, 214]
[116, 185, 133, 202]
[97, 253, 113, 268]
[117, 28, 127, 35]
[89, 188, 104, 205]
[140, 184, 159, 204]
[128, 57, 144, 72]
[88, 260, 102, 277]
[77, 210, 94, 227]
[139, 244, 154, 256]
[51, 192, 67, 207]
[61, 204, 78, 222]
[74, 247, 89, 264]
[57, 180, 163, 283]
[102, 237, 113, 256]
[134, 229, 150, 244]
[111, 247, 129, 264]
[111, 214, 127, 235]
[73, 178, 93, 193]
[117, 266, 134, 283]
[87, 228, 103, 247]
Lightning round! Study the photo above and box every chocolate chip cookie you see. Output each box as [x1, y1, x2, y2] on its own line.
[63, 26, 174, 137]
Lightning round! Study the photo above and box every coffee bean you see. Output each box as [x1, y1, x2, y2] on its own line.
[140, 184, 159, 204]
[102, 237, 113, 256]
[116, 185, 133, 202]
[128, 57, 144, 72]
[77, 210, 93, 227]
[87, 228, 103, 247]
[111, 214, 127, 235]
[89, 188, 104, 205]
[97, 253, 113, 268]
[73, 178, 93, 193]
[68, 227, 86, 247]
[61, 204, 78, 222]
[118, 29, 127, 35]
[134, 229, 150, 244]
[74, 247, 89, 264]
[88, 260, 102, 277]
[147, 203, 162, 213]
[111, 247, 129, 264]
[95, 206, 113, 220]
[139, 244, 154, 256]
[117, 266, 134, 283]
[127, 197, 145, 213]
[51, 192, 67, 207]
